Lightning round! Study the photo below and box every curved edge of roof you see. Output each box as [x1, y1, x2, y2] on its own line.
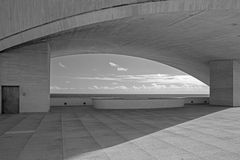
[0, 0, 239, 52]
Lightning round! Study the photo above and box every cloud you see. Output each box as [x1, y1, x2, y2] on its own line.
[88, 82, 207, 91]
[73, 76, 121, 81]
[109, 62, 118, 67]
[58, 62, 66, 68]
[131, 82, 207, 91]
[109, 62, 128, 72]
[50, 86, 62, 90]
[132, 84, 167, 90]
[115, 74, 206, 86]
[139, 75, 204, 85]
[89, 85, 128, 90]
[152, 83, 167, 89]
[52, 74, 208, 89]
[117, 67, 128, 71]
[50, 85, 76, 90]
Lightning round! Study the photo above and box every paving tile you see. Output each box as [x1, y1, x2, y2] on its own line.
[18, 114, 63, 160]
[0, 115, 26, 135]
[203, 151, 240, 160]
[0, 133, 32, 160]
[104, 142, 156, 160]
[64, 137, 101, 158]
[65, 150, 109, 160]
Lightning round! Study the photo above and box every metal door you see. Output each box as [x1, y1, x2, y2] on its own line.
[2, 86, 20, 114]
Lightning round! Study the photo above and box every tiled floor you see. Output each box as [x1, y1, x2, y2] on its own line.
[1, 105, 240, 160]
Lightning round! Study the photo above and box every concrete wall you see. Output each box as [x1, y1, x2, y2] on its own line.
[210, 60, 240, 107]
[93, 98, 185, 109]
[0, 43, 50, 113]
[50, 95, 209, 107]
[210, 60, 234, 106]
[233, 61, 240, 106]
[50, 97, 92, 106]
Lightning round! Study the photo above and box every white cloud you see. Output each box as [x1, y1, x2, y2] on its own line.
[131, 83, 207, 91]
[53, 74, 207, 88]
[117, 67, 128, 71]
[115, 74, 206, 86]
[74, 76, 121, 81]
[50, 85, 76, 90]
[152, 83, 167, 89]
[58, 62, 66, 68]
[109, 62, 118, 67]
[51, 74, 208, 92]
[132, 84, 167, 90]
[90, 85, 128, 90]
[50, 86, 62, 90]
[109, 62, 128, 72]
[132, 85, 148, 90]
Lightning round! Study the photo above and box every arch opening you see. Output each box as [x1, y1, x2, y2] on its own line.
[50, 54, 209, 95]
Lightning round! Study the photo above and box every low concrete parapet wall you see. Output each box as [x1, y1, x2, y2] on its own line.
[93, 98, 185, 109]
[50, 97, 93, 106]
[184, 97, 209, 105]
[50, 95, 209, 108]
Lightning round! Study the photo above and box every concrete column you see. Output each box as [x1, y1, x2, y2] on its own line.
[0, 42, 50, 113]
[210, 60, 240, 107]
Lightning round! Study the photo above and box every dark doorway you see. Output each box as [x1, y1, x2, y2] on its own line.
[1, 86, 20, 114]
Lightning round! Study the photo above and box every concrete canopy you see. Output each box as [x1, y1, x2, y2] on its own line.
[1, 0, 240, 85]
[1, 0, 240, 111]
[48, 8, 240, 85]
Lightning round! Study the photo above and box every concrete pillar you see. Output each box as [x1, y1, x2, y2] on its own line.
[210, 60, 240, 107]
[0, 42, 50, 113]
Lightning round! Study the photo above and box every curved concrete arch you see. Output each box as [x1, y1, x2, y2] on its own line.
[0, 0, 239, 52]
[1, 0, 240, 112]
[1, 0, 239, 85]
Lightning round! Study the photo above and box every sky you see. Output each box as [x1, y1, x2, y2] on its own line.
[50, 54, 209, 94]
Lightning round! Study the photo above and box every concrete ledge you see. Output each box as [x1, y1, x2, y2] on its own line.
[93, 98, 185, 109]
[49, 95, 209, 108]
[50, 97, 92, 106]
[184, 97, 209, 105]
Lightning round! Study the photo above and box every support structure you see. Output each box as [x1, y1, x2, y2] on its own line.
[0, 43, 50, 113]
[1, 0, 240, 112]
[210, 60, 240, 107]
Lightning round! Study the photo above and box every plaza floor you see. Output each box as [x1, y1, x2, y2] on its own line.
[1, 105, 240, 160]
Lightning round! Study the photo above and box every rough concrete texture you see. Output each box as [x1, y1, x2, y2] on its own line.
[210, 60, 240, 107]
[93, 98, 184, 109]
[1, 0, 240, 109]
[0, 43, 50, 113]
[2, 105, 240, 160]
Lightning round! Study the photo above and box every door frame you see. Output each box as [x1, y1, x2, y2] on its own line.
[1, 85, 20, 114]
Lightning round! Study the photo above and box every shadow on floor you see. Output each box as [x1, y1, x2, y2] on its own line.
[50, 105, 227, 159]
[0, 105, 228, 160]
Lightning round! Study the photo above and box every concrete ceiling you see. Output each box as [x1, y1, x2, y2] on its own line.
[1, 0, 240, 85]
[49, 9, 240, 85]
